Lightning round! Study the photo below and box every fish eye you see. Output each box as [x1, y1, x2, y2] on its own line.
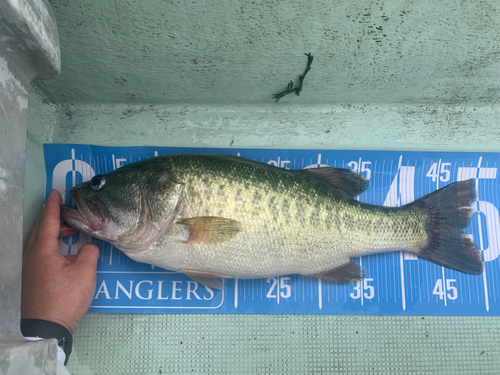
[90, 175, 106, 190]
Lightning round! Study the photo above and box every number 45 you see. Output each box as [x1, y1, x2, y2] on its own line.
[432, 279, 458, 300]
[426, 162, 451, 182]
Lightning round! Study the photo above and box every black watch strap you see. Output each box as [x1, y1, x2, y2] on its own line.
[21, 319, 73, 365]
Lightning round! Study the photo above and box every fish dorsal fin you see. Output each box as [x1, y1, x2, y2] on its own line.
[304, 167, 369, 198]
[176, 217, 241, 244]
[306, 261, 364, 284]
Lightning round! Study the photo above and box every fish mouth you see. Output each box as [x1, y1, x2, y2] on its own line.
[61, 190, 105, 233]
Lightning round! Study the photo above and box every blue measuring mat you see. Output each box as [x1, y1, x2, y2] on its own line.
[44, 144, 499, 316]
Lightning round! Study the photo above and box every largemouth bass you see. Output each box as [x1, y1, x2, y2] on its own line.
[61, 154, 483, 289]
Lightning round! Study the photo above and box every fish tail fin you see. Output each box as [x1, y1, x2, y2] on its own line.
[412, 179, 483, 275]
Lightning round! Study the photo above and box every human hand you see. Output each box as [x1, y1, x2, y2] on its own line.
[22, 189, 100, 334]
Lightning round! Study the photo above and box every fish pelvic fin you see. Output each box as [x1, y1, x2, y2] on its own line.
[411, 179, 483, 275]
[181, 269, 229, 290]
[303, 167, 369, 198]
[176, 216, 241, 244]
[306, 261, 364, 284]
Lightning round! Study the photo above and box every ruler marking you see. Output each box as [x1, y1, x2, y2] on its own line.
[327, 278, 330, 303]
[474, 156, 490, 310]
[381, 160, 389, 303]
[400, 251, 406, 310]
[302, 275, 304, 302]
[441, 267, 447, 307]
[436, 159, 441, 191]
[360, 257, 364, 306]
[425, 260, 430, 303]
[234, 279, 239, 308]
[395, 156, 406, 310]
[476, 199, 489, 310]
[318, 278, 322, 310]
[491, 162, 498, 303]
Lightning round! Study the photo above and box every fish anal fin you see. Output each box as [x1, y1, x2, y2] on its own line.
[176, 216, 240, 244]
[307, 261, 364, 284]
[304, 167, 369, 198]
[181, 269, 229, 290]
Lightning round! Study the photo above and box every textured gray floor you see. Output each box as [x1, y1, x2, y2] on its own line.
[66, 314, 500, 374]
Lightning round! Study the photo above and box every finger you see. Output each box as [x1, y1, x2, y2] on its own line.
[32, 190, 63, 252]
[25, 192, 55, 250]
[70, 243, 100, 273]
[60, 224, 78, 238]
[25, 190, 61, 254]
[65, 255, 78, 263]
[25, 219, 40, 253]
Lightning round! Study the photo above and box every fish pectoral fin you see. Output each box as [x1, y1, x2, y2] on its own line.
[303, 167, 369, 198]
[181, 269, 230, 290]
[306, 261, 365, 284]
[176, 216, 241, 244]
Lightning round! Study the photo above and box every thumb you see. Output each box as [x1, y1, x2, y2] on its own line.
[71, 243, 100, 273]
